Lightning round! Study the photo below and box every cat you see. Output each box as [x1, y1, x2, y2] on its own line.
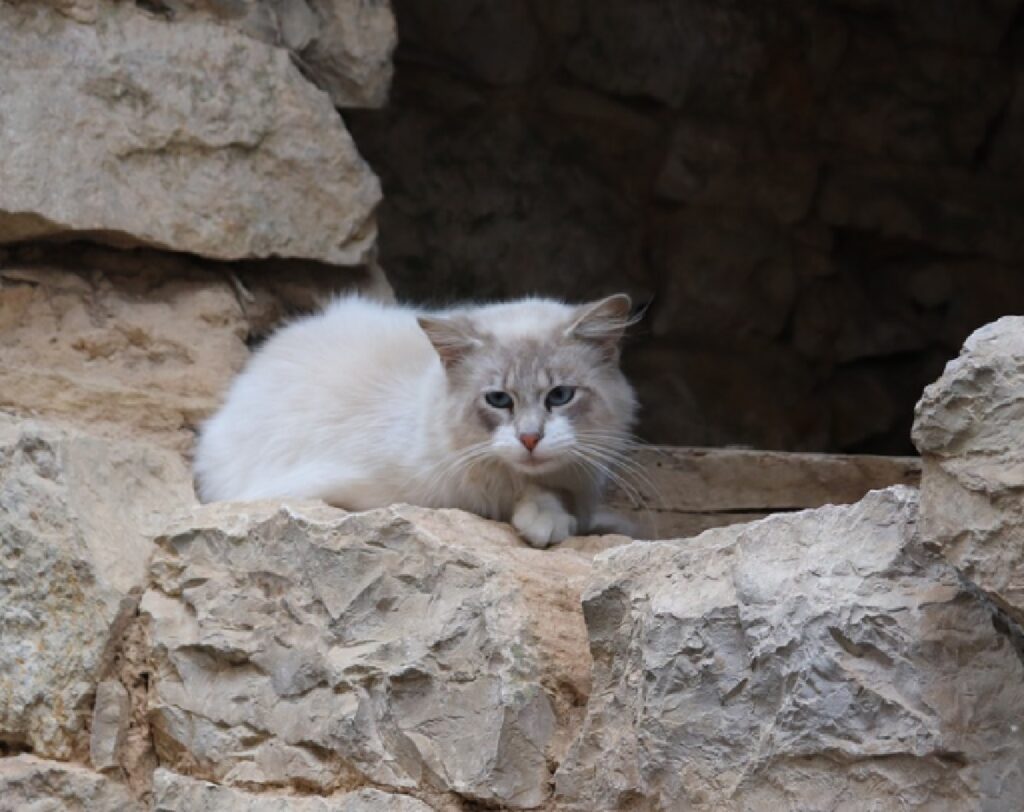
[194, 293, 640, 547]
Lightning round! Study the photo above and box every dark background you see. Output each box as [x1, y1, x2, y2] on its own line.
[348, 0, 1024, 454]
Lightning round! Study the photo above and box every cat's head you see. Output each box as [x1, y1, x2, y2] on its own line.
[418, 294, 639, 477]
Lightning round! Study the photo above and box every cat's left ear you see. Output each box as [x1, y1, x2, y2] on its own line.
[418, 314, 483, 370]
[566, 293, 638, 360]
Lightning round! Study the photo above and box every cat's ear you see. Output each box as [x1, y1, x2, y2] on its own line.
[567, 294, 637, 359]
[417, 315, 483, 369]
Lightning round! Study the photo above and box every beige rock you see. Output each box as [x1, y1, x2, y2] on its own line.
[0, 253, 389, 452]
[556, 488, 1024, 810]
[152, 769, 433, 811]
[0, 0, 380, 264]
[0, 416, 195, 758]
[0, 755, 142, 812]
[90, 679, 131, 773]
[141, 502, 593, 808]
[189, 0, 397, 108]
[913, 316, 1024, 626]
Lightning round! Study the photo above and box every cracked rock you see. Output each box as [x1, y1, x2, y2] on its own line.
[0, 0, 380, 264]
[0, 415, 195, 758]
[152, 768, 433, 811]
[914, 315, 1024, 629]
[141, 502, 594, 808]
[555, 487, 1024, 810]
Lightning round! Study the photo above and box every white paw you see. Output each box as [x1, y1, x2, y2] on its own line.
[513, 493, 578, 549]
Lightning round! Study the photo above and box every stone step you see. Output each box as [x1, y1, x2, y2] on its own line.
[608, 446, 921, 538]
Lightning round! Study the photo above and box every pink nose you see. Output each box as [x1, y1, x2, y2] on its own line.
[519, 432, 541, 452]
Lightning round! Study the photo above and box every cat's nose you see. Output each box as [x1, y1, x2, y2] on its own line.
[519, 432, 542, 452]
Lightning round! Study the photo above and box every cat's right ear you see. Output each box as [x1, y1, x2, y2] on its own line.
[417, 315, 483, 369]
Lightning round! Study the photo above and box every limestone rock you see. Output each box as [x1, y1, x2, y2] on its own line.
[0, 0, 380, 264]
[90, 680, 131, 773]
[0, 755, 142, 812]
[141, 502, 593, 808]
[0, 416, 195, 758]
[0, 252, 389, 452]
[556, 488, 1024, 809]
[211, 0, 397, 108]
[913, 316, 1024, 626]
[152, 769, 433, 811]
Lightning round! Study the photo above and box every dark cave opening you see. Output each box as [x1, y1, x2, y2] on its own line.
[348, 0, 1024, 454]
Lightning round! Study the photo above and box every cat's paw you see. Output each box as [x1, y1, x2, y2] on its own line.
[513, 492, 578, 549]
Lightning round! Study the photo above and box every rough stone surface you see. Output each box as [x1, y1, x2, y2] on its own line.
[89, 680, 131, 773]
[555, 488, 1024, 810]
[141, 502, 593, 808]
[153, 769, 433, 811]
[0, 755, 142, 812]
[913, 316, 1024, 627]
[0, 416, 195, 758]
[0, 0, 381, 265]
[206, 0, 397, 108]
[0, 248, 391, 452]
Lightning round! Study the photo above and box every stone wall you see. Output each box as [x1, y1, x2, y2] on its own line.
[4, 2, 1024, 810]
[348, 0, 1024, 453]
[4, 319, 1024, 810]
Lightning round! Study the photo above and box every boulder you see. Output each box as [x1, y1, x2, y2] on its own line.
[0, 756, 142, 812]
[0, 416, 195, 758]
[555, 488, 1024, 809]
[0, 0, 380, 265]
[141, 502, 595, 808]
[913, 316, 1024, 627]
[152, 769, 433, 811]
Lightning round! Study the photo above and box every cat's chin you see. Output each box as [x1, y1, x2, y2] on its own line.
[505, 456, 566, 477]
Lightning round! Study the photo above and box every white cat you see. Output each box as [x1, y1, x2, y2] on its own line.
[194, 294, 640, 547]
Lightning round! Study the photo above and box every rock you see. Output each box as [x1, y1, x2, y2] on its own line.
[625, 342, 828, 451]
[0, 0, 380, 265]
[394, 0, 542, 85]
[655, 118, 819, 225]
[818, 162, 1024, 264]
[556, 488, 1024, 809]
[0, 756, 141, 812]
[90, 680, 131, 773]
[152, 769, 433, 811]
[0, 249, 389, 452]
[913, 316, 1024, 627]
[219, 0, 396, 108]
[564, 0, 765, 109]
[0, 416, 195, 758]
[819, 31, 1010, 165]
[141, 502, 593, 808]
[649, 212, 797, 342]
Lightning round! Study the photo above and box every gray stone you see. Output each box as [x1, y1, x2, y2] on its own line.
[0, 0, 380, 265]
[0, 755, 142, 812]
[913, 316, 1024, 627]
[555, 487, 1024, 810]
[152, 769, 434, 811]
[89, 679, 131, 772]
[141, 502, 594, 808]
[0, 416, 195, 758]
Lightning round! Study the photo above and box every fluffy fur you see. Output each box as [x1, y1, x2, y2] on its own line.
[194, 294, 639, 547]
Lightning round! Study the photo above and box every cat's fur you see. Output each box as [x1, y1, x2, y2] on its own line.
[194, 294, 639, 547]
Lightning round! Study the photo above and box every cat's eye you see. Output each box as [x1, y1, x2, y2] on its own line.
[485, 390, 514, 410]
[546, 385, 576, 408]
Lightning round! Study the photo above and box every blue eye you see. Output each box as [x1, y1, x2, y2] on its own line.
[546, 385, 576, 408]
[485, 391, 514, 409]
